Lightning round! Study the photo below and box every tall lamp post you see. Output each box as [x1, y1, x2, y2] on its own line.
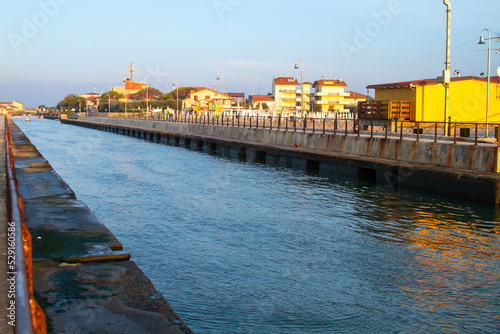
[173, 80, 179, 114]
[108, 89, 111, 117]
[478, 29, 500, 138]
[294, 59, 304, 117]
[217, 72, 223, 116]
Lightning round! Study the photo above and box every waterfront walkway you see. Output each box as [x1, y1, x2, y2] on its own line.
[2, 116, 192, 333]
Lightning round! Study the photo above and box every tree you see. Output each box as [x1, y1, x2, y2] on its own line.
[262, 103, 269, 111]
[314, 105, 322, 112]
[101, 91, 123, 100]
[133, 87, 164, 101]
[165, 87, 197, 100]
[57, 95, 85, 112]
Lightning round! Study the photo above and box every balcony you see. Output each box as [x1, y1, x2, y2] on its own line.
[358, 100, 413, 120]
[314, 92, 348, 97]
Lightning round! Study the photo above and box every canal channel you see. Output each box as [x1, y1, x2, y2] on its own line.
[15, 118, 500, 333]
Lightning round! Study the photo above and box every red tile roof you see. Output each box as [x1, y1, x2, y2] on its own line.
[314, 79, 347, 87]
[274, 77, 298, 85]
[346, 91, 366, 99]
[251, 95, 275, 102]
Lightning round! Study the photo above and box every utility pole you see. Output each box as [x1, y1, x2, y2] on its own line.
[440, 0, 451, 136]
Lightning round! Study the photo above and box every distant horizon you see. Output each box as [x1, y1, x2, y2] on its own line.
[2, 0, 499, 108]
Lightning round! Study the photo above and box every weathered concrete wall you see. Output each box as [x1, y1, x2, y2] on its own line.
[85, 117, 499, 173]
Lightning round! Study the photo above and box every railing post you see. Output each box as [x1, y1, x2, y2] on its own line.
[256, 116, 259, 129]
[312, 118, 315, 134]
[285, 118, 288, 132]
[370, 118, 374, 138]
[475, 123, 478, 145]
[345, 119, 348, 137]
[453, 123, 457, 144]
[303, 117, 306, 133]
[434, 122, 438, 143]
[416, 122, 420, 141]
[323, 118, 326, 135]
[294, 117, 297, 132]
[385, 120, 388, 139]
[238, 115, 240, 128]
[270, 117, 273, 130]
[250, 116, 252, 128]
[263, 116, 266, 130]
[278, 115, 281, 131]
[400, 120, 403, 140]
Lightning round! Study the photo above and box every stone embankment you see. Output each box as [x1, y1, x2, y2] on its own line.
[1, 116, 192, 333]
[64, 117, 500, 205]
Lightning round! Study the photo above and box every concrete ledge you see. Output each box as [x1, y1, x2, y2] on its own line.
[8, 119, 192, 333]
[80, 117, 499, 172]
[65, 118, 500, 205]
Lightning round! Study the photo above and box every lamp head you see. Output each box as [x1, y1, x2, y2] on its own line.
[294, 63, 299, 70]
[478, 36, 486, 45]
[216, 75, 220, 80]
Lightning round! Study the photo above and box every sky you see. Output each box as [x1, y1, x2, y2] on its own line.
[1, 0, 499, 108]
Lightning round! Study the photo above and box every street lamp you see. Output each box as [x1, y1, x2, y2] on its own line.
[478, 29, 500, 138]
[217, 72, 223, 115]
[294, 59, 304, 116]
[173, 80, 179, 113]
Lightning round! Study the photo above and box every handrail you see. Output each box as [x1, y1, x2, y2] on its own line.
[4, 117, 46, 334]
[80, 113, 500, 146]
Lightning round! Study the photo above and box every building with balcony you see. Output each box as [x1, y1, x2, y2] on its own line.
[362, 76, 500, 122]
[296, 82, 313, 113]
[272, 76, 299, 115]
[182, 87, 233, 114]
[312, 79, 349, 116]
[345, 91, 367, 106]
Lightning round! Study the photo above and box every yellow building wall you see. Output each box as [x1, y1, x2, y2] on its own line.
[374, 79, 500, 123]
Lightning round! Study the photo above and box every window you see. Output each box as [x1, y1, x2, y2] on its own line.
[194, 95, 198, 101]
[205, 95, 210, 100]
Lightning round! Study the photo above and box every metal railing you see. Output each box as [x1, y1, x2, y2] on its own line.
[83, 113, 500, 146]
[4, 117, 46, 334]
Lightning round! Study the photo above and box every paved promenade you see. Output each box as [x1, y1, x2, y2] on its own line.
[2, 116, 192, 333]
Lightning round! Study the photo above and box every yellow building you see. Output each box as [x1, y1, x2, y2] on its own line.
[273, 77, 299, 114]
[296, 82, 313, 113]
[182, 87, 233, 113]
[365, 76, 500, 122]
[313, 79, 349, 116]
[0, 100, 24, 112]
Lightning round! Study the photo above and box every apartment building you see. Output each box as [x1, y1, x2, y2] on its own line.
[272, 76, 299, 114]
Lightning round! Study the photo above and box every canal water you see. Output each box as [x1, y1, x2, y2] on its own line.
[15, 118, 500, 333]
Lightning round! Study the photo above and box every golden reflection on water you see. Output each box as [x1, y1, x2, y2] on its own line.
[366, 195, 500, 330]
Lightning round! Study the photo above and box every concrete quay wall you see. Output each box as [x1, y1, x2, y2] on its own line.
[85, 117, 499, 173]
[65, 118, 500, 205]
[4, 118, 192, 333]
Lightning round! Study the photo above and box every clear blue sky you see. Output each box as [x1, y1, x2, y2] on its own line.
[1, 0, 499, 108]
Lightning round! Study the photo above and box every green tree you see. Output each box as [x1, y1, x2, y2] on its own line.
[57, 95, 85, 113]
[262, 103, 269, 111]
[133, 87, 164, 101]
[101, 91, 124, 100]
[165, 87, 197, 100]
